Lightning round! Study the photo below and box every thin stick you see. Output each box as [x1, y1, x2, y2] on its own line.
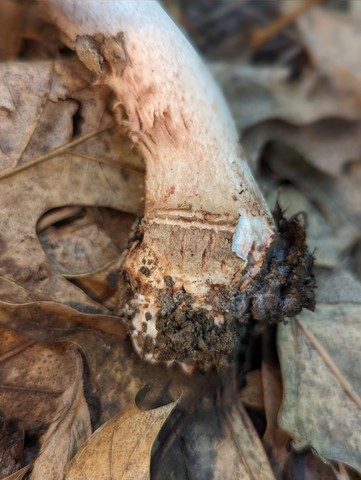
[250, 0, 324, 50]
[297, 318, 361, 410]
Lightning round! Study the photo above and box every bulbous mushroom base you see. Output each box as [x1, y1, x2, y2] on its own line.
[126, 207, 315, 371]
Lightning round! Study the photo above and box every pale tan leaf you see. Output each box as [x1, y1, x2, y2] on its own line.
[0, 322, 91, 477]
[213, 64, 361, 132]
[0, 300, 198, 428]
[0, 59, 143, 310]
[242, 119, 361, 178]
[239, 369, 264, 411]
[297, 7, 361, 97]
[0, 62, 74, 170]
[222, 399, 276, 480]
[316, 269, 361, 305]
[278, 303, 361, 472]
[65, 401, 177, 480]
[30, 353, 91, 480]
[350, 0, 361, 17]
[2, 465, 32, 480]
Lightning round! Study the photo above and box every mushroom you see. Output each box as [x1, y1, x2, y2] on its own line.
[44, 0, 314, 370]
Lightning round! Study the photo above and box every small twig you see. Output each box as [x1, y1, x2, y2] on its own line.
[250, 0, 324, 50]
[297, 318, 361, 409]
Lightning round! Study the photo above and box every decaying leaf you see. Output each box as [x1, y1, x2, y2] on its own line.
[0, 301, 200, 426]
[0, 326, 91, 478]
[0, 0, 28, 60]
[2, 465, 32, 480]
[37, 206, 137, 277]
[296, 7, 361, 99]
[64, 401, 177, 480]
[261, 326, 293, 475]
[30, 352, 91, 480]
[278, 303, 361, 471]
[242, 119, 361, 178]
[0, 60, 143, 310]
[152, 390, 277, 480]
[213, 64, 361, 132]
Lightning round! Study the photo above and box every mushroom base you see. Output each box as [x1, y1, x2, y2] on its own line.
[128, 206, 315, 371]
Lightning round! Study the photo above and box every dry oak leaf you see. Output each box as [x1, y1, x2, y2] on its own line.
[153, 392, 276, 480]
[242, 119, 361, 178]
[278, 303, 361, 473]
[64, 401, 177, 480]
[0, 59, 143, 310]
[0, 326, 91, 479]
[212, 64, 361, 133]
[2, 465, 32, 480]
[296, 6, 361, 99]
[0, 300, 197, 428]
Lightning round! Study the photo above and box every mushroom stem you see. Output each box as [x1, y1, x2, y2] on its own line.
[45, 0, 276, 368]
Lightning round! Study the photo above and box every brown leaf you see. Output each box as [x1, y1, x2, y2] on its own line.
[64, 401, 176, 480]
[278, 303, 361, 472]
[262, 326, 292, 476]
[37, 206, 137, 277]
[0, 326, 91, 478]
[0, 300, 200, 426]
[242, 119, 361, 178]
[0, 418, 25, 478]
[0, 0, 28, 60]
[153, 390, 276, 480]
[297, 7, 361, 99]
[0, 59, 143, 310]
[213, 64, 361, 132]
[30, 355, 91, 480]
[2, 465, 32, 480]
[240, 369, 264, 411]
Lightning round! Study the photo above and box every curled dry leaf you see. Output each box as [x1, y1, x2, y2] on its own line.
[278, 303, 361, 472]
[0, 300, 202, 427]
[2, 465, 32, 480]
[153, 389, 276, 480]
[261, 326, 293, 475]
[30, 353, 91, 480]
[212, 64, 361, 132]
[0, 0, 28, 60]
[0, 326, 90, 478]
[296, 7, 361, 99]
[64, 401, 177, 480]
[242, 119, 361, 178]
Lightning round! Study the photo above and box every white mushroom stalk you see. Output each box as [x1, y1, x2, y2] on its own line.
[44, 0, 315, 370]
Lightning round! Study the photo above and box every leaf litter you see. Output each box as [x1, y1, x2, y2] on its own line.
[0, 0, 361, 478]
